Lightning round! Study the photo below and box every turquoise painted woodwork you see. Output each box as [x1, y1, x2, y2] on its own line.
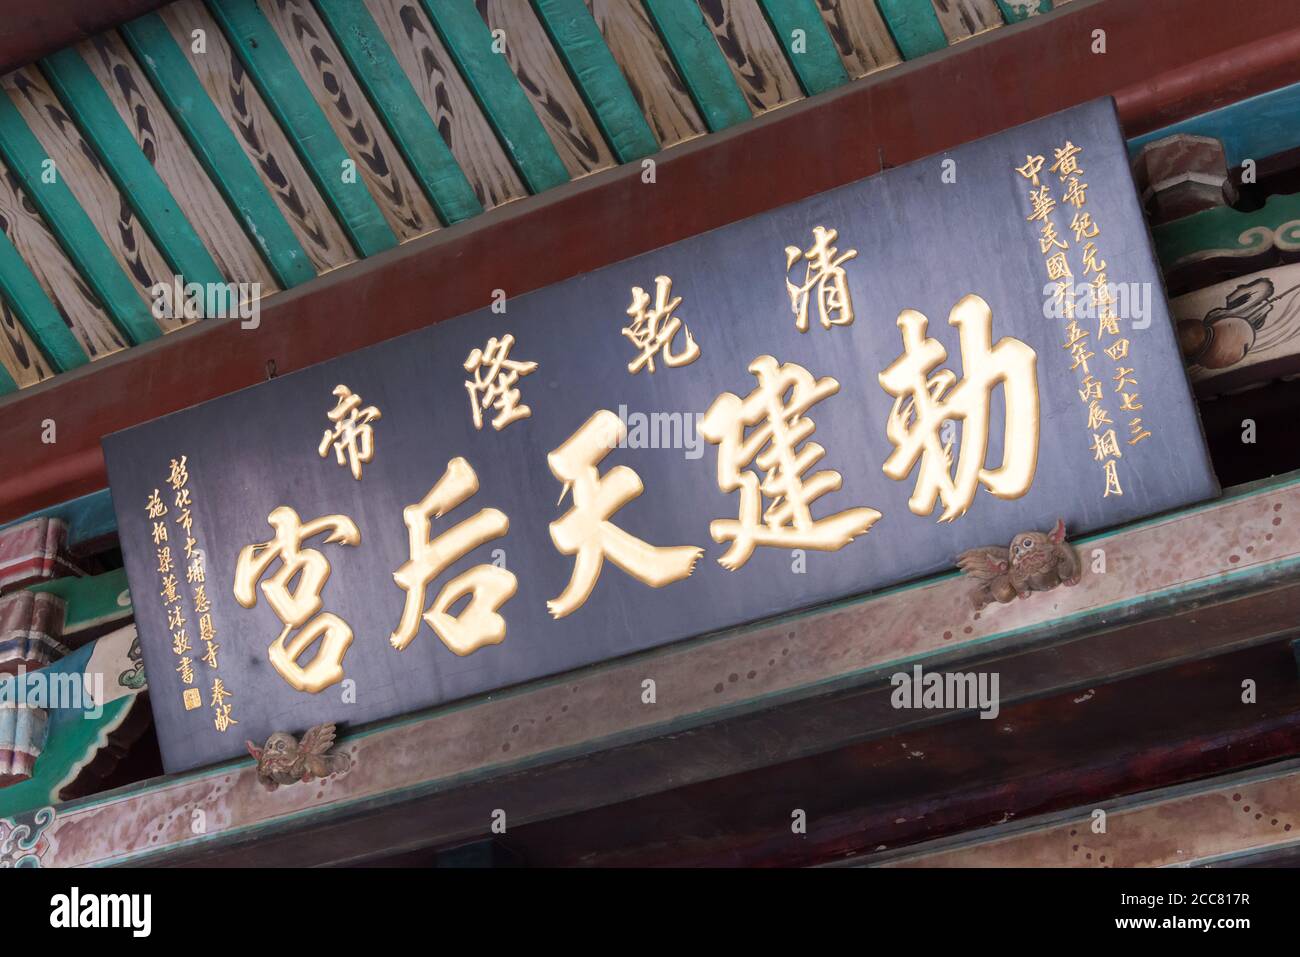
[313, 0, 483, 225]
[994, 0, 1053, 24]
[206, 0, 398, 257]
[39, 48, 233, 316]
[641, 0, 751, 132]
[1128, 81, 1300, 169]
[530, 0, 658, 162]
[1153, 191, 1300, 270]
[875, 0, 948, 60]
[30, 568, 132, 633]
[754, 0, 849, 96]
[0, 92, 161, 345]
[0, 231, 87, 372]
[0, 351, 16, 393]
[120, 13, 317, 288]
[418, 0, 570, 193]
[0, 488, 117, 549]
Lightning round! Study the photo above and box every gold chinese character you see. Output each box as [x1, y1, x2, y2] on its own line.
[1129, 417, 1152, 446]
[156, 546, 174, 575]
[1071, 211, 1099, 242]
[202, 641, 219, 670]
[784, 226, 857, 333]
[172, 628, 191, 656]
[1062, 176, 1088, 209]
[391, 457, 516, 656]
[193, 584, 211, 615]
[1081, 242, 1106, 276]
[152, 521, 168, 546]
[1050, 141, 1083, 181]
[146, 488, 168, 519]
[1078, 375, 1102, 403]
[547, 411, 702, 618]
[1026, 185, 1056, 222]
[880, 295, 1040, 521]
[464, 334, 538, 429]
[160, 574, 180, 605]
[701, 356, 879, 569]
[234, 507, 360, 693]
[1016, 155, 1045, 186]
[1119, 392, 1143, 412]
[1045, 252, 1072, 282]
[1113, 366, 1138, 392]
[187, 557, 205, 584]
[210, 679, 237, 733]
[318, 384, 381, 480]
[167, 604, 185, 632]
[1086, 399, 1112, 430]
[1039, 220, 1068, 254]
[168, 456, 189, 490]
[174, 487, 192, 510]
[1105, 338, 1129, 361]
[1090, 429, 1123, 461]
[1103, 458, 1123, 497]
[182, 687, 202, 710]
[1069, 342, 1094, 375]
[623, 275, 700, 371]
[176, 656, 194, 685]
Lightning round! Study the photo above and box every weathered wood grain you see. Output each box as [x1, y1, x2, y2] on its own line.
[0, 293, 53, 387]
[475, 0, 615, 178]
[0, 162, 120, 362]
[931, 0, 1004, 43]
[812, 0, 901, 77]
[364, 0, 525, 209]
[698, 0, 801, 114]
[0, 67, 180, 332]
[78, 32, 276, 292]
[585, 0, 705, 146]
[260, 0, 438, 243]
[159, 0, 354, 273]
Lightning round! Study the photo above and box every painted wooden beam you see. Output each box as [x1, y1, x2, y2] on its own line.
[530, 0, 658, 162]
[120, 13, 316, 288]
[876, 758, 1300, 867]
[874, 0, 948, 60]
[29, 568, 132, 638]
[311, 0, 482, 225]
[416, 0, 569, 193]
[641, 0, 752, 131]
[1153, 190, 1300, 279]
[15, 467, 1300, 865]
[38, 48, 232, 316]
[0, 232, 87, 373]
[206, 0, 398, 257]
[1128, 79, 1300, 168]
[0, 95, 160, 346]
[755, 0, 849, 95]
[0, 488, 116, 553]
[2, 0, 1298, 522]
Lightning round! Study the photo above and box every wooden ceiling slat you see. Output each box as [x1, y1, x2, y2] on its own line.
[312, 0, 482, 226]
[753, 0, 849, 96]
[362, 0, 526, 210]
[419, 0, 571, 194]
[642, 0, 753, 131]
[477, 0, 617, 179]
[812, 0, 901, 78]
[0, 294, 50, 390]
[0, 231, 86, 375]
[0, 71, 166, 343]
[930, 0, 1005, 44]
[698, 0, 803, 115]
[39, 47, 238, 312]
[876, 0, 949, 59]
[75, 32, 279, 293]
[530, 0, 659, 164]
[258, 0, 439, 243]
[119, 13, 318, 288]
[584, 0, 706, 146]
[157, 1, 355, 275]
[207, 0, 399, 257]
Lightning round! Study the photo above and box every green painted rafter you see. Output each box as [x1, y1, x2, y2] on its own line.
[206, 0, 398, 257]
[39, 47, 232, 316]
[120, 13, 317, 288]
[754, 0, 849, 96]
[641, 0, 750, 132]
[418, 0, 569, 194]
[0, 233, 87, 373]
[994, 0, 1053, 24]
[313, 0, 482, 225]
[0, 91, 160, 345]
[875, 0, 949, 60]
[530, 0, 658, 163]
